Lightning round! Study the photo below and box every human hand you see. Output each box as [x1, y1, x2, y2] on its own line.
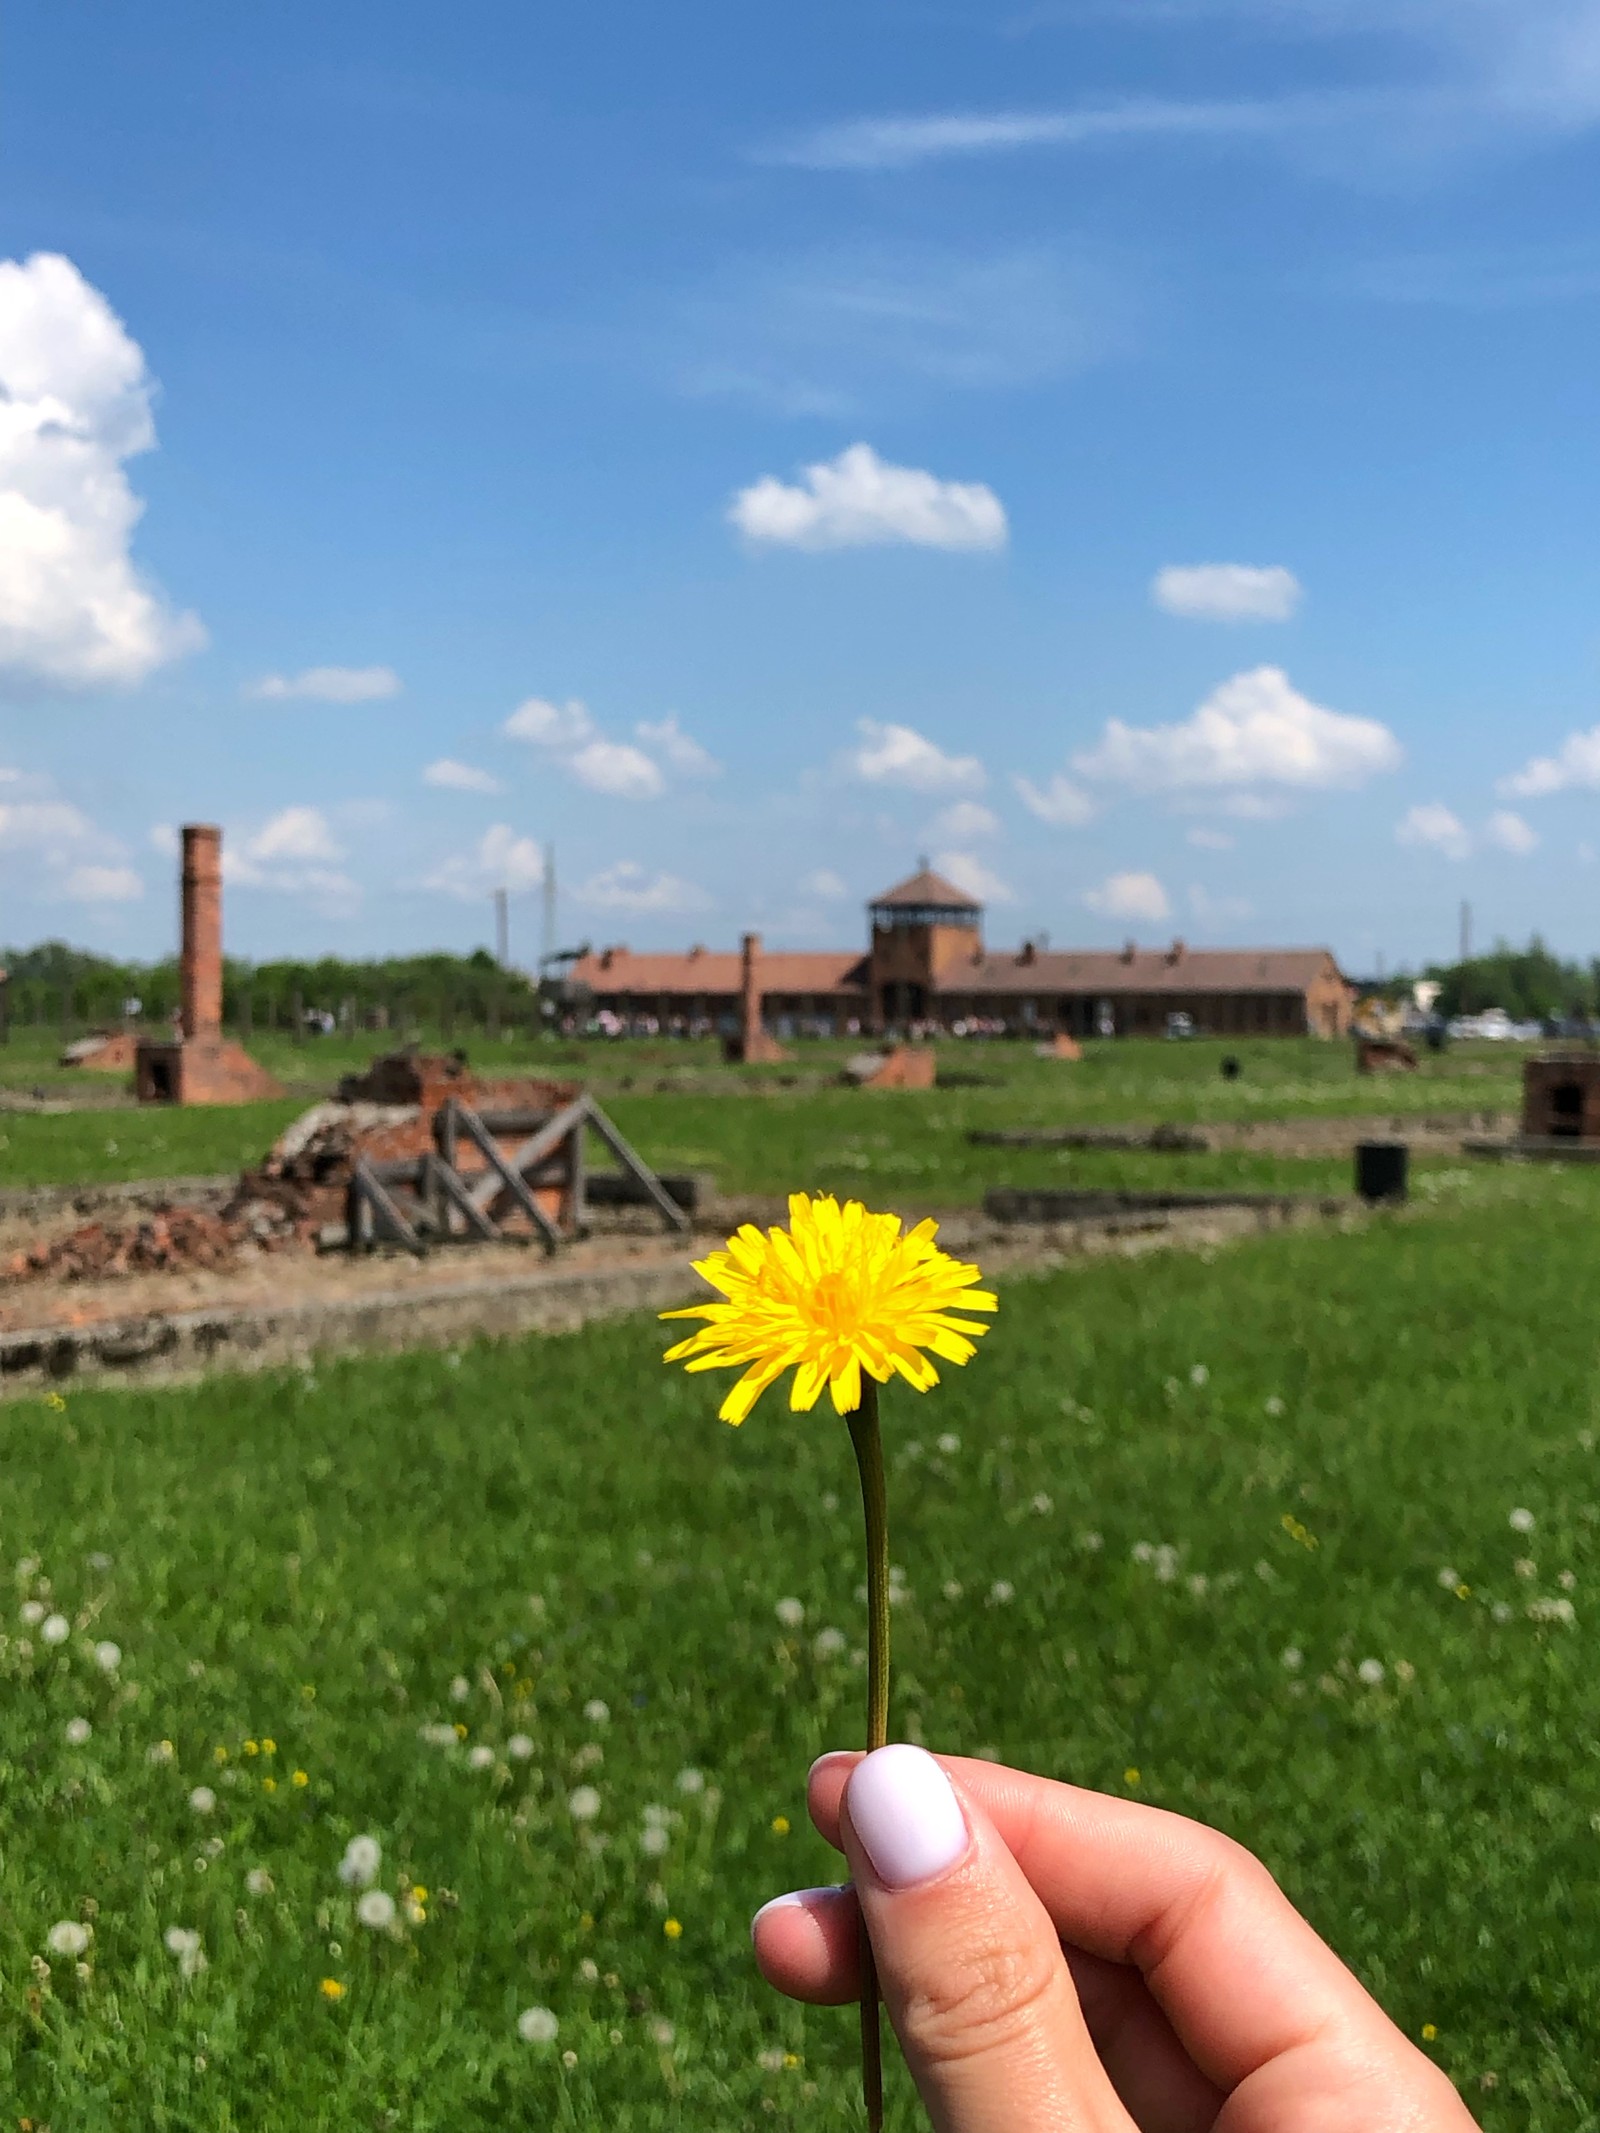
[753, 1746, 1478, 2132]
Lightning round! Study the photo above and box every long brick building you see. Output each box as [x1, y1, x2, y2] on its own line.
[567, 868, 1354, 1040]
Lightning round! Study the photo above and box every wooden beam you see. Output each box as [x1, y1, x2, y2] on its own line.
[582, 1098, 691, 1233]
[452, 1100, 562, 1252]
[462, 1097, 587, 1221]
[351, 1157, 426, 1256]
[426, 1149, 501, 1241]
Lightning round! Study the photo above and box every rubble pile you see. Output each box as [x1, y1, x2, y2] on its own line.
[6, 1207, 248, 1285]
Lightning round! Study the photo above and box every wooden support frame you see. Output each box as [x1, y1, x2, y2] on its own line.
[349, 1156, 426, 1256]
[446, 1097, 562, 1254]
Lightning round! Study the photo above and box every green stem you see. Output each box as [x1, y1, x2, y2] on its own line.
[847, 1379, 889, 2132]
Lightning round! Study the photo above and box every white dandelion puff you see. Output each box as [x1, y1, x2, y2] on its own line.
[507, 1732, 535, 1761]
[41, 1613, 70, 1646]
[64, 1717, 92, 1747]
[583, 1698, 611, 1726]
[568, 1785, 602, 1821]
[937, 1433, 960, 1455]
[338, 1836, 382, 1888]
[1189, 1364, 1209, 1387]
[46, 1920, 90, 1957]
[987, 1580, 1014, 1606]
[187, 1786, 216, 1815]
[812, 1627, 847, 1659]
[1509, 1508, 1536, 1534]
[640, 1824, 670, 1857]
[246, 1867, 274, 1896]
[19, 1600, 45, 1627]
[675, 1767, 705, 1795]
[518, 2005, 560, 2044]
[1357, 1658, 1385, 1687]
[1436, 1568, 1459, 1590]
[164, 1925, 206, 1977]
[467, 1743, 495, 1771]
[1281, 1647, 1304, 1671]
[774, 1598, 805, 1629]
[449, 1674, 471, 1703]
[356, 1889, 397, 1930]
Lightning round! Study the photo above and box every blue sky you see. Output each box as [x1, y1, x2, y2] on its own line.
[6, 0, 1600, 971]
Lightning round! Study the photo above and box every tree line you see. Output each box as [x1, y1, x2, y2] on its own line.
[0, 942, 535, 1033]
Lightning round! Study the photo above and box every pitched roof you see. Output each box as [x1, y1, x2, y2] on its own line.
[944, 946, 1344, 997]
[568, 946, 869, 997]
[869, 867, 982, 911]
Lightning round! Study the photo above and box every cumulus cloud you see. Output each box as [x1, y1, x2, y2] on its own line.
[423, 823, 546, 900]
[1499, 724, 1600, 798]
[62, 862, 142, 903]
[1187, 882, 1254, 923]
[801, 867, 850, 900]
[729, 443, 1007, 552]
[1075, 667, 1401, 795]
[1485, 808, 1539, 855]
[1152, 564, 1302, 622]
[1013, 771, 1095, 826]
[0, 251, 203, 688]
[925, 800, 999, 841]
[503, 695, 672, 799]
[1396, 801, 1472, 860]
[0, 790, 139, 900]
[228, 806, 360, 905]
[934, 849, 1014, 903]
[424, 758, 504, 795]
[1084, 870, 1172, 925]
[250, 665, 401, 704]
[1186, 824, 1236, 849]
[846, 718, 985, 795]
[635, 715, 721, 778]
[575, 862, 712, 915]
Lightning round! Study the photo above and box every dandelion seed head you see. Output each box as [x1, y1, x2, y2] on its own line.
[41, 1612, 69, 1646]
[1357, 1658, 1386, 1686]
[676, 1767, 705, 1795]
[187, 1786, 216, 1815]
[583, 1698, 611, 1725]
[338, 1837, 382, 1888]
[568, 1785, 602, 1821]
[507, 1732, 535, 1760]
[93, 1640, 121, 1672]
[988, 1579, 1014, 1605]
[449, 1674, 471, 1703]
[19, 1600, 45, 1626]
[356, 1889, 396, 1930]
[46, 1920, 89, 1957]
[467, 1743, 495, 1770]
[774, 1597, 805, 1629]
[937, 1432, 960, 1454]
[1509, 1507, 1535, 1534]
[64, 1717, 92, 1747]
[518, 2004, 560, 2043]
[246, 1867, 273, 1896]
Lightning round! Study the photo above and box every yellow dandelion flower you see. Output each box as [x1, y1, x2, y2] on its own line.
[661, 1192, 997, 1425]
[213, 1745, 229, 1764]
[291, 1769, 309, 1788]
[319, 1977, 345, 2001]
[1124, 1767, 1141, 1788]
[410, 1885, 429, 1904]
[261, 1738, 276, 1756]
[243, 1740, 259, 1757]
[1421, 2022, 1438, 2042]
[262, 1776, 277, 1793]
[663, 1918, 683, 1940]
[771, 1815, 790, 1836]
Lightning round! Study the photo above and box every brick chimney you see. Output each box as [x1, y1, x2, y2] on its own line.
[180, 824, 223, 1040]
[740, 931, 763, 1055]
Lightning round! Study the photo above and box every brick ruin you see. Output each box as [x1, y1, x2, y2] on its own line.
[134, 825, 285, 1105]
[1522, 1054, 1600, 1141]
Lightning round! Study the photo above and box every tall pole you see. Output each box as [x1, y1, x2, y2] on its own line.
[1459, 899, 1472, 966]
[541, 848, 556, 968]
[494, 886, 509, 968]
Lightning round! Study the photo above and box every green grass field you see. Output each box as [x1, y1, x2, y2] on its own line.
[2, 1175, 1596, 2127]
[0, 1034, 1525, 1199]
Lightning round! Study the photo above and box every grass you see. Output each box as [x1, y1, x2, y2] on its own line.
[0, 1034, 1525, 1199]
[1, 1173, 1596, 2127]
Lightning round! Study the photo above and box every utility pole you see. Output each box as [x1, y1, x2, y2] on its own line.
[493, 886, 509, 967]
[1459, 899, 1472, 966]
[541, 848, 557, 968]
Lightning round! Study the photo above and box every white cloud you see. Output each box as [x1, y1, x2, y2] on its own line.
[1152, 563, 1302, 622]
[1499, 724, 1600, 798]
[1186, 824, 1236, 849]
[729, 443, 1007, 552]
[575, 862, 712, 915]
[846, 718, 986, 795]
[0, 798, 100, 855]
[1485, 808, 1539, 855]
[801, 867, 850, 901]
[62, 862, 142, 903]
[933, 849, 1014, 904]
[503, 695, 667, 799]
[1075, 667, 1401, 794]
[423, 823, 546, 901]
[1187, 882, 1254, 923]
[250, 665, 401, 704]
[0, 251, 204, 688]
[228, 806, 360, 905]
[635, 715, 721, 778]
[925, 800, 999, 841]
[1013, 772, 1095, 827]
[766, 96, 1315, 172]
[1396, 801, 1472, 860]
[424, 758, 504, 795]
[1084, 870, 1172, 925]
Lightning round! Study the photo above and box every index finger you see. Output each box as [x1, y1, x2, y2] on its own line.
[807, 1751, 1394, 2094]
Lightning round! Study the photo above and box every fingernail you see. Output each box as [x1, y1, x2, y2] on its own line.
[751, 1886, 847, 1939]
[808, 1749, 857, 1783]
[847, 1744, 968, 1890]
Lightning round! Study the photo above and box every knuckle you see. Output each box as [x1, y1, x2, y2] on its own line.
[896, 1927, 1062, 2070]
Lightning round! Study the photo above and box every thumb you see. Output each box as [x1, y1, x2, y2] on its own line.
[840, 1745, 1135, 2133]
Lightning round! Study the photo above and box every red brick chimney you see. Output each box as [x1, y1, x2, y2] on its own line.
[180, 824, 224, 1040]
[740, 931, 763, 1056]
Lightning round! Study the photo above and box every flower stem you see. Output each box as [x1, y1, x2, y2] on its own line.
[847, 1378, 889, 2131]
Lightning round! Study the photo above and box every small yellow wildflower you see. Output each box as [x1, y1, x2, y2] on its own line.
[301, 1684, 316, 1702]
[663, 1918, 683, 1941]
[291, 1769, 309, 1788]
[454, 1721, 468, 1740]
[784, 2053, 801, 2069]
[771, 1815, 790, 1836]
[319, 1977, 344, 2001]
[411, 1886, 428, 1903]
[262, 1776, 277, 1793]
[662, 1193, 997, 1424]
[45, 1392, 67, 1413]
[213, 1745, 229, 1764]
[1421, 2023, 1438, 2042]
[1124, 1767, 1142, 1788]
[243, 1740, 259, 1757]
[261, 1738, 276, 1757]
[1455, 1583, 1471, 1600]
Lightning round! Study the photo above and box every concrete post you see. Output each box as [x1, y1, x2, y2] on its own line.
[180, 825, 224, 1040]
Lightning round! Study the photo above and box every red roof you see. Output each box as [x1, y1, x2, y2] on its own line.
[570, 947, 868, 997]
[947, 946, 1345, 997]
[869, 867, 981, 911]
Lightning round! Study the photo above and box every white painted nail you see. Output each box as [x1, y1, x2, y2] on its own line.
[847, 1744, 968, 1890]
[751, 1886, 847, 1938]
